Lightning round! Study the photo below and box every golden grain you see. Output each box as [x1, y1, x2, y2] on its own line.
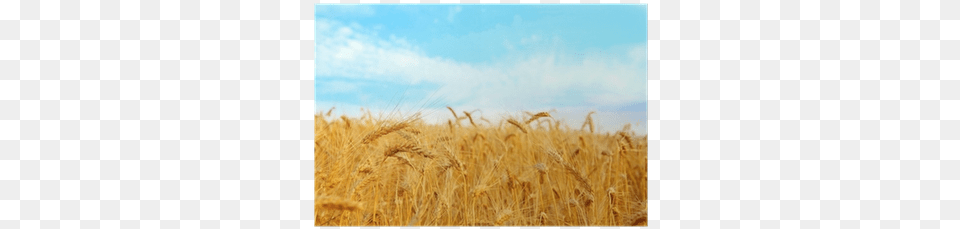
[525, 111, 551, 125]
[495, 209, 513, 226]
[341, 115, 352, 129]
[446, 106, 458, 119]
[618, 131, 633, 148]
[316, 108, 646, 226]
[581, 111, 596, 133]
[504, 133, 516, 142]
[463, 111, 477, 127]
[317, 195, 364, 211]
[361, 122, 409, 144]
[507, 119, 527, 133]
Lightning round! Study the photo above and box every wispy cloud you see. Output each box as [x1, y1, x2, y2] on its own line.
[520, 35, 541, 45]
[318, 80, 358, 94]
[447, 6, 462, 22]
[316, 5, 647, 134]
[316, 19, 646, 111]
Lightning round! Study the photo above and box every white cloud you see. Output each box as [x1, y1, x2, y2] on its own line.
[629, 45, 646, 62]
[316, 19, 647, 133]
[318, 80, 358, 94]
[447, 6, 462, 22]
[520, 35, 541, 45]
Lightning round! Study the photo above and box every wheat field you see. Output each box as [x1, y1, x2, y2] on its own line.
[315, 107, 647, 226]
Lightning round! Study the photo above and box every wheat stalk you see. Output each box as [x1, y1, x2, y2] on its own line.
[504, 133, 516, 142]
[580, 111, 595, 133]
[494, 209, 513, 226]
[472, 184, 489, 197]
[317, 195, 363, 211]
[524, 112, 551, 124]
[480, 117, 491, 125]
[340, 115, 352, 129]
[611, 208, 622, 225]
[625, 201, 647, 226]
[316, 108, 646, 226]
[394, 154, 422, 174]
[463, 111, 477, 127]
[534, 163, 547, 174]
[350, 173, 379, 199]
[578, 136, 587, 149]
[539, 212, 549, 225]
[361, 122, 409, 144]
[397, 130, 416, 142]
[472, 133, 486, 142]
[384, 142, 425, 158]
[446, 106, 458, 119]
[545, 148, 594, 194]
[507, 119, 527, 133]
[326, 107, 336, 117]
[618, 132, 633, 148]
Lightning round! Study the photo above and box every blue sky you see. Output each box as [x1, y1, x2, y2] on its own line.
[316, 4, 647, 134]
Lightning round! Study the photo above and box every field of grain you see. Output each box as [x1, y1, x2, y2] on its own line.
[315, 107, 647, 226]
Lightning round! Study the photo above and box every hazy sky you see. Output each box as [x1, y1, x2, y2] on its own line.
[316, 4, 648, 134]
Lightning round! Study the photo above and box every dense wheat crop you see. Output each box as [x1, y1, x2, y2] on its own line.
[315, 107, 647, 226]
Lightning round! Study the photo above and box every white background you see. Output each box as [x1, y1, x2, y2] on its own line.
[1, 0, 956, 228]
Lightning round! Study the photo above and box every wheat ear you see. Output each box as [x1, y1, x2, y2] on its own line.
[618, 131, 634, 148]
[504, 133, 516, 142]
[539, 212, 549, 225]
[361, 122, 409, 144]
[545, 148, 594, 194]
[463, 111, 477, 127]
[581, 111, 596, 133]
[316, 195, 363, 211]
[340, 115, 351, 129]
[446, 106, 458, 119]
[384, 142, 421, 158]
[507, 119, 527, 133]
[524, 111, 551, 125]
[494, 209, 513, 226]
